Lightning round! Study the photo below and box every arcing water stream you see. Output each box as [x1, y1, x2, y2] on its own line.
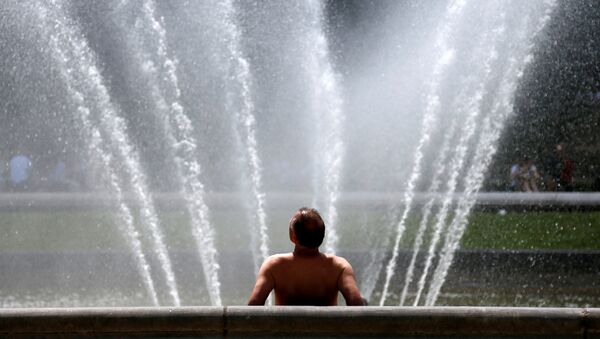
[32, 0, 174, 306]
[127, 0, 221, 306]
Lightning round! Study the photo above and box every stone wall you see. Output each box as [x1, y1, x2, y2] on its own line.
[0, 306, 598, 338]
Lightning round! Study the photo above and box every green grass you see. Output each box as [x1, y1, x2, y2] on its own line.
[0, 211, 122, 252]
[0, 209, 599, 252]
[462, 211, 600, 250]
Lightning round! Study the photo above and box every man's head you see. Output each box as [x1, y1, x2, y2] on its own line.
[289, 207, 325, 249]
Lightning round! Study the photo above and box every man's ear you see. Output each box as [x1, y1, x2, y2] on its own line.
[289, 226, 297, 244]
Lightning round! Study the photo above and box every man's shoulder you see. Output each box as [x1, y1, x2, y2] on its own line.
[264, 253, 293, 266]
[265, 252, 352, 269]
[323, 253, 352, 268]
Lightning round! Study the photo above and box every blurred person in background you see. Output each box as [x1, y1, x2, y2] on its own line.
[9, 152, 32, 191]
[521, 157, 540, 192]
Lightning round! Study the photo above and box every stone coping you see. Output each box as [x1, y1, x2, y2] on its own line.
[0, 306, 598, 337]
[0, 192, 599, 209]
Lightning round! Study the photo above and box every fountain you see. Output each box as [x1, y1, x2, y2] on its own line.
[127, 0, 221, 306]
[1, 0, 598, 308]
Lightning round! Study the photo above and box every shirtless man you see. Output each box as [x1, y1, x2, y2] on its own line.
[247, 207, 364, 306]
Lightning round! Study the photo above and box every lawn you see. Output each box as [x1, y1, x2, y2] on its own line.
[0, 208, 598, 252]
[463, 210, 600, 250]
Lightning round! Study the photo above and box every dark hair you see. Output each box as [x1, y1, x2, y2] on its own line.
[290, 207, 325, 249]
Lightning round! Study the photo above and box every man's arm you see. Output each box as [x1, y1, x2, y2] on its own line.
[247, 258, 275, 305]
[337, 260, 365, 306]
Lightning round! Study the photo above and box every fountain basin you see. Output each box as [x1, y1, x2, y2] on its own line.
[1, 250, 598, 307]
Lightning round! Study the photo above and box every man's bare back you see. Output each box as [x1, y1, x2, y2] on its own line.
[247, 208, 364, 306]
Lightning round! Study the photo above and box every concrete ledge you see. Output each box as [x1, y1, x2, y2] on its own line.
[0, 307, 223, 337]
[0, 307, 598, 337]
[0, 192, 598, 211]
[587, 308, 600, 335]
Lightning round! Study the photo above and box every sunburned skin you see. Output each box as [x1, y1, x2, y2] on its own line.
[247, 208, 364, 306]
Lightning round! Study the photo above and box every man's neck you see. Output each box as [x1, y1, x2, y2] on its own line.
[293, 246, 320, 256]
